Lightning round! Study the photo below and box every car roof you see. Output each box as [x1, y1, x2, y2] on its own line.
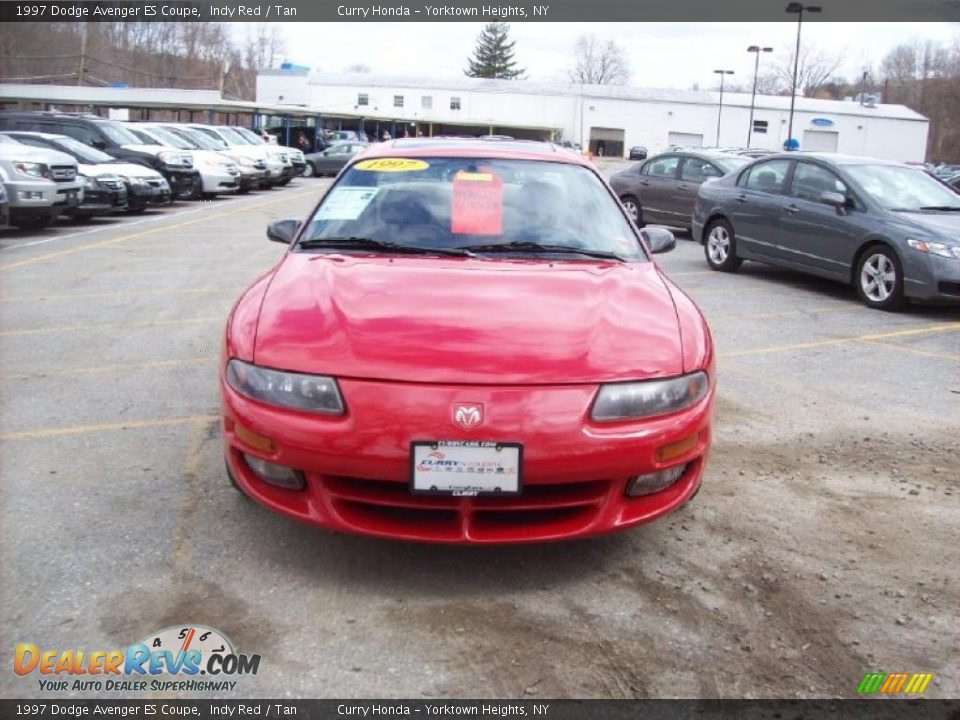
[1, 130, 70, 141]
[749, 151, 906, 167]
[354, 138, 590, 166]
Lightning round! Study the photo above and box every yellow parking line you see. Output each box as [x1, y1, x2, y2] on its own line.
[0, 188, 315, 272]
[1, 356, 216, 380]
[0, 316, 223, 337]
[725, 322, 960, 358]
[0, 414, 219, 441]
[1, 286, 239, 303]
[855, 339, 960, 361]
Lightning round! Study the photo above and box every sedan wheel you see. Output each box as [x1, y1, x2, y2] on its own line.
[302, 162, 315, 178]
[620, 196, 642, 225]
[856, 247, 906, 310]
[704, 220, 742, 272]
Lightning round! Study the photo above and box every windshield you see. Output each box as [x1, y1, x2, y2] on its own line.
[234, 127, 264, 144]
[171, 127, 225, 151]
[54, 136, 113, 163]
[301, 157, 646, 261]
[141, 126, 193, 150]
[213, 126, 248, 145]
[846, 164, 960, 210]
[99, 121, 143, 146]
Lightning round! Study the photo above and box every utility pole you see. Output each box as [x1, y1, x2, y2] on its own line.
[77, 24, 88, 86]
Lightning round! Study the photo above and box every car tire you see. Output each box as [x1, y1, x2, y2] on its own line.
[302, 162, 315, 178]
[704, 219, 743, 272]
[620, 195, 643, 226]
[855, 245, 907, 311]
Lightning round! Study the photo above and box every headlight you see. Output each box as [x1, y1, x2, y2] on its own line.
[79, 174, 92, 187]
[591, 372, 709, 422]
[158, 150, 190, 167]
[236, 156, 255, 167]
[907, 238, 960, 260]
[14, 161, 49, 179]
[226, 359, 345, 415]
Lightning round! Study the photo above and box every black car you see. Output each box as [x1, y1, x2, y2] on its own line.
[628, 146, 648, 160]
[0, 112, 199, 199]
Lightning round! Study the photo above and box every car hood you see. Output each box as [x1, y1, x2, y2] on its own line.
[893, 210, 960, 240]
[253, 254, 684, 384]
[79, 162, 162, 179]
[0, 145, 74, 166]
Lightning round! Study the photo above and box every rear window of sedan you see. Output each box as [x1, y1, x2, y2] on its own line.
[301, 157, 647, 261]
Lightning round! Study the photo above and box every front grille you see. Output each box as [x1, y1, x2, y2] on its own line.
[99, 178, 124, 189]
[51, 165, 76, 182]
[253, 159, 266, 170]
[147, 179, 163, 188]
[322, 475, 610, 541]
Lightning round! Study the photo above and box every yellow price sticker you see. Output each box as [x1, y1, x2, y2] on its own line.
[354, 158, 429, 172]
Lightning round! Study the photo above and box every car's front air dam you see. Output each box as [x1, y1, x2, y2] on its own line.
[221, 376, 713, 543]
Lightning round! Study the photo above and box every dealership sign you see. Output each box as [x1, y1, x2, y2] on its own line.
[811, 118, 835, 127]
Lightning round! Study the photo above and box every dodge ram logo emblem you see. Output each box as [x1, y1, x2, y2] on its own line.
[453, 403, 483, 429]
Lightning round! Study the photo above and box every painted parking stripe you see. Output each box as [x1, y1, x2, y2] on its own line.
[726, 322, 960, 358]
[0, 414, 219, 441]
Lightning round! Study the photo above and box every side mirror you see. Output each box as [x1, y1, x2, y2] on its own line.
[92, 139, 107, 150]
[641, 227, 676, 254]
[266, 219, 300, 244]
[820, 191, 848, 208]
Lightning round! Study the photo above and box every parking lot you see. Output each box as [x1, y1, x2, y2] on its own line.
[1, 175, 958, 699]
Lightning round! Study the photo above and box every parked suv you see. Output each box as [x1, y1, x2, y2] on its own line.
[0, 112, 198, 199]
[0, 135, 82, 229]
[152, 124, 266, 193]
[184, 124, 291, 187]
[231, 126, 306, 177]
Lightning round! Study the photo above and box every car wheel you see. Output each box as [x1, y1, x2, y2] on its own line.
[620, 195, 643, 226]
[704, 219, 743, 272]
[856, 245, 907, 311]
[302, 162, 315, 178]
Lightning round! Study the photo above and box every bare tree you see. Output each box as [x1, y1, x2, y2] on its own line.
[568, 34, 630, 86]
[771, 44, 844, 97]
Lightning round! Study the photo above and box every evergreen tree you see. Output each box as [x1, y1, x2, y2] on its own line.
[464, 23, 525, 79]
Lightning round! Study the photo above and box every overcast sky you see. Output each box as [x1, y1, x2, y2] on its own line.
[262, 22, 957, 89]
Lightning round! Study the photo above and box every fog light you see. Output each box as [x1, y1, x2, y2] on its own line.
[19, 191, 44, 200]
[242, 453, 305, 490]
[626, 464, 687, 497]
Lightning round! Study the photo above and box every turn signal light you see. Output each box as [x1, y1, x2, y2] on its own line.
[234, 422, 277, 454]
[655, 434, 699, 463]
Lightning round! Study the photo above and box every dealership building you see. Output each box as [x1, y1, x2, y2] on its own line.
[257, 67, 930, 162]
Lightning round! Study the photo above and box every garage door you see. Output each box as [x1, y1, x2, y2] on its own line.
[668, 132, 704, 148]
[803, 130, 839, 152]
[589, 127, 625, 157]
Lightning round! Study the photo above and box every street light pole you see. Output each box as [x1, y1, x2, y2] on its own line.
[746, 45, 773, 148]
[785, 3, 822, 151]
[714, 69, 734, 147]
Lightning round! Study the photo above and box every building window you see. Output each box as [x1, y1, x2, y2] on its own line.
[357, 93, 368, 106]
[421, 96, 432, 110]
[450, 97, 461, 111]
[393, 95, 404, 108]
[752, 119, 768, 134]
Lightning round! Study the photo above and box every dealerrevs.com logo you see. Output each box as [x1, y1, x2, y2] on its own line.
[14, 625, 261, 693]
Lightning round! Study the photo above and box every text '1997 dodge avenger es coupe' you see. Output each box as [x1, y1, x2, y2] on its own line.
[220, 139, 714, 543]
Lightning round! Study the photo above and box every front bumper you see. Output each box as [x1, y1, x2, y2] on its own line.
[199, 169, 240, 194]
[221, 377, 713, 543]
[904, 251, 960, 302]
[291, 160, 306, 177]
[75, 185, 127, 215]
[238, 169, 267, 191]
[162, 168, 200, 199]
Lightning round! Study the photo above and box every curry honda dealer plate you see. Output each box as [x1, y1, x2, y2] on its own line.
[410, 441, 522, 496]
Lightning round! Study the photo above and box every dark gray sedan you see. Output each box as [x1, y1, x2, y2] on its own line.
[609, 150, 749, 229]
[693, 153, 960, 309]
[303, 142, 368, 177]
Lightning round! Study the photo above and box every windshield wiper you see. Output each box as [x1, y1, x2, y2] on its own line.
[298, 236, 474, 257]
[457, 241, 626, 262]
[918, 205, 960, 211]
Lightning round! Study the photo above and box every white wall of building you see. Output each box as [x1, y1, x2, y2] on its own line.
[256, 72, 930, 162]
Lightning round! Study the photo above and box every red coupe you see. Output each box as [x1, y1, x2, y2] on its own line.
[220, 139, 714, 543]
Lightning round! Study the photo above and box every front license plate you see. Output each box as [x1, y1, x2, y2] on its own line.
[411, 441, 522, 496]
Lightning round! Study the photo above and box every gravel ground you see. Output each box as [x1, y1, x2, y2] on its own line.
[1, 176, 958, 700]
